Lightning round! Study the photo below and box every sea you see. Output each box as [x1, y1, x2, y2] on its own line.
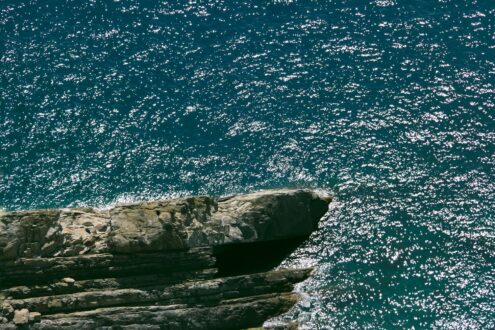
[1, 0, 494, 328]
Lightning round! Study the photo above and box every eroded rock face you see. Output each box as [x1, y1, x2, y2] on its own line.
[0, 189, 330, 329]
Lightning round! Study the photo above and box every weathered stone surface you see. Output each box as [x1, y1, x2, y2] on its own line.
[28, 312, 41, 323]
[0, 303, 14, 320]
[0, 249, 216, 288]
[33, 293, 300, 329]
[6, 268, 311, 315]
[1, 189, 328, 261]
[0, 189, 330, 329]
[13, 309, 29, 325]
[3, 268, 217, 300]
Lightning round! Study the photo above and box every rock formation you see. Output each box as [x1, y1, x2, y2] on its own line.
[0, 189, 330, 329]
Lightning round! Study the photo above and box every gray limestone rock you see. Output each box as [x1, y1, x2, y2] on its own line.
[0, 189, 330, 329]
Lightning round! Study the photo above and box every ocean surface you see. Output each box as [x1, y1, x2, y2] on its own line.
[1, 0, 494, 328]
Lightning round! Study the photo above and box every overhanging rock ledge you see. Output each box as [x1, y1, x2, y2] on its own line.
[0, 189, 330, 329]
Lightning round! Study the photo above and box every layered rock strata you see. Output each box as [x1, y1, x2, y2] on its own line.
[0, 189, 330, 329]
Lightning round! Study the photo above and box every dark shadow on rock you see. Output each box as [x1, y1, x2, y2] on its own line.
[213, 236, 308, 277]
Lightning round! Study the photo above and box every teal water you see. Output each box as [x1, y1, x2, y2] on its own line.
[1, 0, 494, 328]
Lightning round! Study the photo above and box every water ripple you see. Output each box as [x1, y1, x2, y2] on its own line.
[1, 0, 494, 328]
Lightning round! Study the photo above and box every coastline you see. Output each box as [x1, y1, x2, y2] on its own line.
[0, 189, 330, 329]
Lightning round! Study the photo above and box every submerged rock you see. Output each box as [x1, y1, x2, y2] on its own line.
[0, 189, 330, 329]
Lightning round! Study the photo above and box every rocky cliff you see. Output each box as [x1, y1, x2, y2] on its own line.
[0, 189, 330, 329]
